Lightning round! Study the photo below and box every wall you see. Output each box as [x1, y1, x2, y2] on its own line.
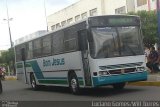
[47, 0, 157, 31]
[126, 0, 135, 12]
[104, 0, 127, 15]
[47, 0, 102, 31]
[135, 0, 156, 12]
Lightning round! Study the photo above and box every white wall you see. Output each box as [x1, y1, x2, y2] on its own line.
[150, 0, 156, 10]
[135, 0, 156, 12]
[47, 0, 157, 31]
[47, 0, 102, 31]
[104, 0, 127, 15]
[47, 0, 130, 31]
[126, 0, 135, 12]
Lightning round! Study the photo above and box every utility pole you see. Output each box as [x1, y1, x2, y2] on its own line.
[4, 0, 13, 48]
[157, 0, 160, 44]
[44, 0, 48, 31]
[3, 0, 13, 76]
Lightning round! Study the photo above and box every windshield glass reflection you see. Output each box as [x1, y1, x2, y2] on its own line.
[90, 26, 143, 58]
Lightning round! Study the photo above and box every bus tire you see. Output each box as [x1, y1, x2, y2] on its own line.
[68, 73, 80, 95]
[113, 82, 126, 90]
[30, 73, 39, 91]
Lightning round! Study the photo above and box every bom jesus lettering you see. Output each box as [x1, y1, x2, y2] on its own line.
[43, 58, 65, 67]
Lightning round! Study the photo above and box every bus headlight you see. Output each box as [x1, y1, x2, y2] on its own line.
[136, 67, 145, 71]
[99, 71, 109, 75]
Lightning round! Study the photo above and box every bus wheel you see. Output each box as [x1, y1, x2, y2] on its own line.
[113, 82, 126, 90]
[69, 73, 80, 95]
[30, 73, 39, 91]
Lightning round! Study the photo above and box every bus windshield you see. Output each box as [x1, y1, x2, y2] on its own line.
[90, 26, 144, 58]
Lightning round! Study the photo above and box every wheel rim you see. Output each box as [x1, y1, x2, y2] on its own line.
[71, 78, 77, 92]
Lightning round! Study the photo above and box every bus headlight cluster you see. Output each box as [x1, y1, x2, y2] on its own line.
[136, 67, 145, 71]
[99, 71, 109, 75]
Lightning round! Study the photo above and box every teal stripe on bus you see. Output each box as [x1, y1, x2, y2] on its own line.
[44, 77, 83, 80]
[16, 63, 23, 68]
[16, 62, 32, 68]
[29, 61, 44, 79]
[38, 79, 84, 85]
[92, 71, 147, 87]
[26, 60, 84, 86]
[25, 63, 32, 67]
[38, 79, 68, 84]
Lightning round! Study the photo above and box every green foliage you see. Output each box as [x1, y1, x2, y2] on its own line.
[0, 48, 15, 75]
[0, 48, 15, 64]
[128, 10, 158, 47]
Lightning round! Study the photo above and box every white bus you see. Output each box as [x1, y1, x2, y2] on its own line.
[15, 15, 147, 94]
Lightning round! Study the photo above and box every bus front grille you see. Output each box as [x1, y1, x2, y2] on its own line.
[109, 68, 136, 75]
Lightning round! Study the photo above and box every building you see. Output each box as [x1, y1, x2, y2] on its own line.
[135, 0, 157, 11]
[47, 0, 158, 31]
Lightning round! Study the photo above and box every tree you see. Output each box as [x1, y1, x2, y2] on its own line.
[128, 10, 158, 47]
[0, 48, 15, 75]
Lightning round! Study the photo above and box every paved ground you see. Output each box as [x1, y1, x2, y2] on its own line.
[1, 80, 160, 101]
[1, 80, 160, 107]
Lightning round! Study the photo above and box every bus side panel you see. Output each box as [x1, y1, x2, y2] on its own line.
[16, 62, 26, 83]
[26, 51, 85, 87]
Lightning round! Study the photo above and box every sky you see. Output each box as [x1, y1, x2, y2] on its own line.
[0, 0, 79, 50]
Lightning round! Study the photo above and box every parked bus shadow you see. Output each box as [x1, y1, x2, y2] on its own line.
[28, 85, 144, 97]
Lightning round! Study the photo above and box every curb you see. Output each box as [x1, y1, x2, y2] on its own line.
[128, 81, 160, 86]
[3, 76, 160, 86]
[4, 76, 17, 81]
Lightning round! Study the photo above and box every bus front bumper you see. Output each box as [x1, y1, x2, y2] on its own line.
[92, 71, 148, 87]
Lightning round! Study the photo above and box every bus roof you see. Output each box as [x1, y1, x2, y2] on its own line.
[14, 15, 139, 46]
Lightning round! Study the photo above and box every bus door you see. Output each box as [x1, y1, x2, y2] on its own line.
[21, 48, 28, 84]
[78, 30, 92, 86]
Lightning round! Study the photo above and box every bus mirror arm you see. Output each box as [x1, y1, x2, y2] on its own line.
[83, 50, 89, 59]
